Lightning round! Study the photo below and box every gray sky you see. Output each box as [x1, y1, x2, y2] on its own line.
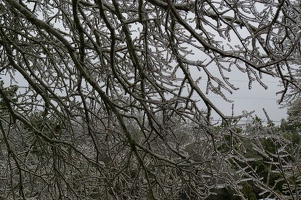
[206, 75, 287, 125]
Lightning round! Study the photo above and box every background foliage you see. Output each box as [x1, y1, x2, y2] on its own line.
[0, 0, 301, 199]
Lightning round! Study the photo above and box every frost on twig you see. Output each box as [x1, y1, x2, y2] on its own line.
[0, 0, 300, 199]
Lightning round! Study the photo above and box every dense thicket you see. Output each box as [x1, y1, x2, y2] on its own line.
[0, 0, 301, 199]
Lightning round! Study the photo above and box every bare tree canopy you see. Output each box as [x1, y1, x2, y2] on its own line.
[0, 0, 301, 199]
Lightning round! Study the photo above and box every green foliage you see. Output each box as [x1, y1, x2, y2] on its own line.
[24, 111, 63, 138]
[217, 134, 231, 152]
[225, 115, 301, 198]
[280, 119, 301, 146]
[241, 182, 257, 200]
[0, 79, 18, 112]
[262, 138, 277, 154]
[285, 97, 301, 131]
[20, 111, 66, 158]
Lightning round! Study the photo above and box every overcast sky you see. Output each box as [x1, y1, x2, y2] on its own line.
[205, 74, 287, 125]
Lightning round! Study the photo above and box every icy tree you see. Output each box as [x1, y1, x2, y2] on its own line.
[0, 0, 301, 199]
